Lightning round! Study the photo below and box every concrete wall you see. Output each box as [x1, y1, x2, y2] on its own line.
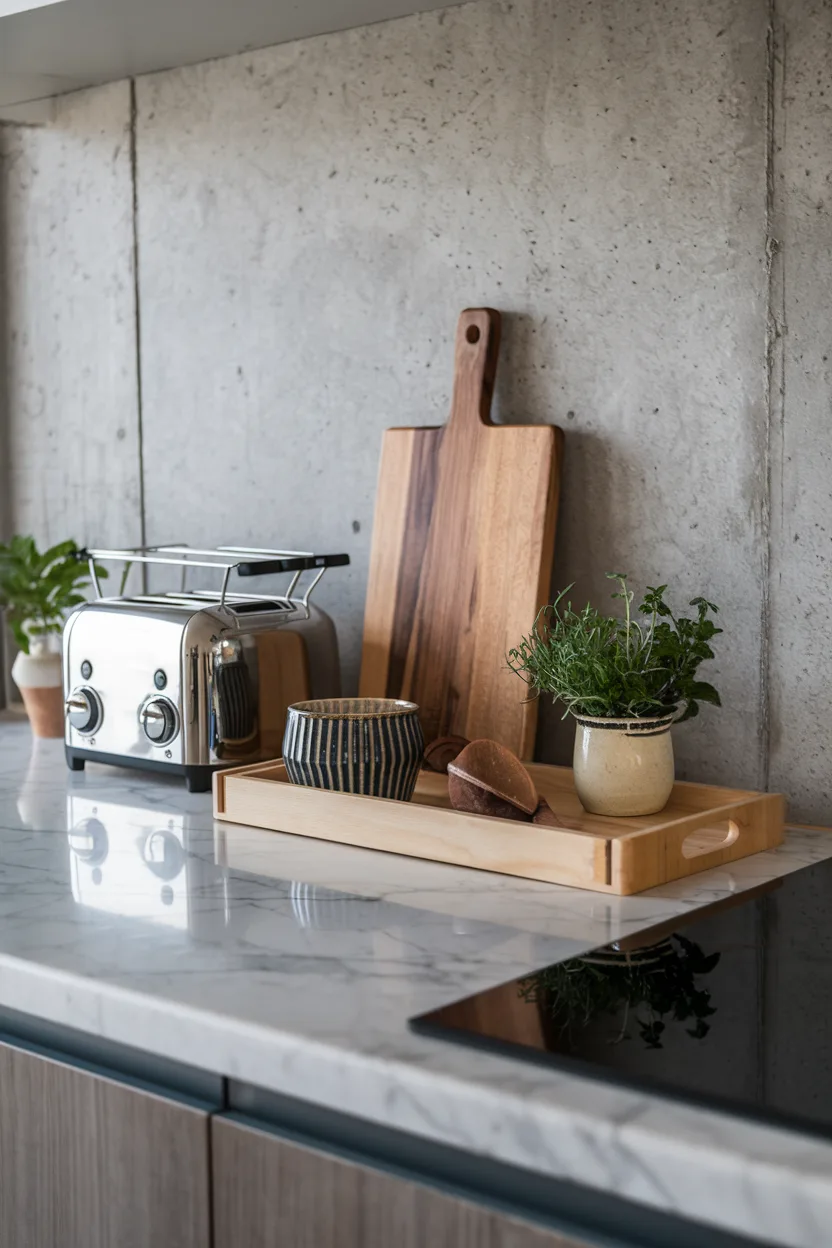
[0, 80, 141, 550]
[767, 0, 832, 821]
[0, 0, 829, 820]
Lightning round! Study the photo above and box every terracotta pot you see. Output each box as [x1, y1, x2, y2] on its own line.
[11, 649, 65, 739]
[572, 711, 676, 816]
[19, 685, 65, 738]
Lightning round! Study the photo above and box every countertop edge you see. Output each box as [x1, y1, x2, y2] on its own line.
[0, 947, 830, 1248]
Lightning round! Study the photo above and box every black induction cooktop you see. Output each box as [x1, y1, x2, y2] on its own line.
[412, 855, 832, 1141]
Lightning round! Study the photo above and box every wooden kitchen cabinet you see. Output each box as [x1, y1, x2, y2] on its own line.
[0, 1037, 212, 1248]
[212, 1115, 598, 1248]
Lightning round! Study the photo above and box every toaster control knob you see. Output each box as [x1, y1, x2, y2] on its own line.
[66, 687, 102, 736]
[140, 697, 179, 746]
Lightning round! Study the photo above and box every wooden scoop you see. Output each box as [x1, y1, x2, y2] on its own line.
[423, 735, 470, 774]
[447, 739, 539, 820]
[447, 739, 571, 828]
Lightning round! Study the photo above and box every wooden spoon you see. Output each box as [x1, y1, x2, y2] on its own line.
[423, 735, 470, 774]
[447, 739, 539, 820]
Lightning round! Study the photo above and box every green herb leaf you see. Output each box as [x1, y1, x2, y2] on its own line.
[0, 536, 102, 654]
[507, 575, 721, 721]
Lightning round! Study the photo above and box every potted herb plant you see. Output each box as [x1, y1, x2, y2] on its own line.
[0, 537, 104, 738]
[508, 574, 721, 816]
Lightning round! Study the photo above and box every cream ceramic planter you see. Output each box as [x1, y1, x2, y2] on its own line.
[572, 712, 676, 817]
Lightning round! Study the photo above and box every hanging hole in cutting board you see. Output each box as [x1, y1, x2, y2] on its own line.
[466, 325, 481, 343]
[681, 820, 740, 859]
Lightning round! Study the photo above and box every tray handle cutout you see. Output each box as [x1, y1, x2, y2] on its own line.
[681, 819, 740, 859]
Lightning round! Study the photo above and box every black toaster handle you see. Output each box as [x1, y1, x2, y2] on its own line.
[235, 553, 350, 577]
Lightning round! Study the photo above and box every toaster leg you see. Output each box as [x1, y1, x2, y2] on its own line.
[66, 749, 85, 772]
[184, 765, 214, 794]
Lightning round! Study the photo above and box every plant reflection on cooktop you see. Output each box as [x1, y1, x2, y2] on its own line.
[520, 934, 720, 1051]
[411, 855, 832, 1141]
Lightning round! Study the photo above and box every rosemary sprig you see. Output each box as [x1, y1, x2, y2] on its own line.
[507, 574, 722, 722]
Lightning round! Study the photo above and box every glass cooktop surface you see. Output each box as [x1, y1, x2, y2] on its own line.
[412, 856, 832, 1140]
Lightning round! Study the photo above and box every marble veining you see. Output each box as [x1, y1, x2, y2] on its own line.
[0, 717, 830, 1246]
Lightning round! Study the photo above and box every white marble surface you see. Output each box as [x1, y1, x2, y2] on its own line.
[1, 717, 831, 1246]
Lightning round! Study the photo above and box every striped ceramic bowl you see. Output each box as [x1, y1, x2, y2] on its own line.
[282, 698, 424, 802]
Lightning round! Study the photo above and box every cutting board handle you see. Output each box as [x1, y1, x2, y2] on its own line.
[448, 308, 502, 433]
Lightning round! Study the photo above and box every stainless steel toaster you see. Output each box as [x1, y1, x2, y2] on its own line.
[63, 545, 348, 791]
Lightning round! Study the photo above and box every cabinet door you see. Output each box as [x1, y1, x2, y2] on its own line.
[212, 1115, 597, 1248]
[0, 1038, 211, 1248]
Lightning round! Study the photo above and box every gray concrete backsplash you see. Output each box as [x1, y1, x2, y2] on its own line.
[0, 0, 828, 821]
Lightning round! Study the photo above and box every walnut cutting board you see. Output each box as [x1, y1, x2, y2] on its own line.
[359, 308, 563, 758]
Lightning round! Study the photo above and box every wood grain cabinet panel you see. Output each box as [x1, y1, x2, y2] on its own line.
[212, 1116, 597, 1248]
[0, 1039, 211, 1248]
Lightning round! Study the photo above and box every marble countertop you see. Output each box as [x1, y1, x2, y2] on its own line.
[1, 717, 831, 1246]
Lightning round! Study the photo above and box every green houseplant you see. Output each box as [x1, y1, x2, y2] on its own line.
[508, 574, 722, 815]
[0, 537, 103, 738]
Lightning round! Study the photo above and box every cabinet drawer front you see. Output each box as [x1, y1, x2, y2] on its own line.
[0, 1038, 212, 1248]
[212, 1114, 598, 1248]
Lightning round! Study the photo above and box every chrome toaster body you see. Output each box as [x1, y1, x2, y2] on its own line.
[63, 546, 348, 792]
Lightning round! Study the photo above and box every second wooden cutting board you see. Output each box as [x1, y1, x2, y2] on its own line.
[359, 308, 563, 758]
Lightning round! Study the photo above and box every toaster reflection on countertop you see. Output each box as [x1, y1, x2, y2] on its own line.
[67, 795, 193, 929]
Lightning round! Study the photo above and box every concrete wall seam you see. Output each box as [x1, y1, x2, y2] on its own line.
[760, 0, 785, 792]
[129, 77, 148, 557]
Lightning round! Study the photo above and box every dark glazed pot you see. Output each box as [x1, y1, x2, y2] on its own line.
[282, 698, 424, 802]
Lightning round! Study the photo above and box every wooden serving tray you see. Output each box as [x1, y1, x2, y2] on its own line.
[213, 760, 785, 895]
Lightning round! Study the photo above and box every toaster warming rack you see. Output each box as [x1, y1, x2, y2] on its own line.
[81, 545, 350, 612]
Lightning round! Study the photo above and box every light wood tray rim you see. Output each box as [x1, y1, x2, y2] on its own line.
[213, 759, 785, 896]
